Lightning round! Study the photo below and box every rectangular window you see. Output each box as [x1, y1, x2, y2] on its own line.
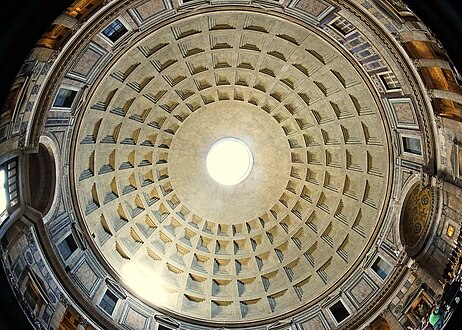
[102, 19, 128, 43]
[0, 170, 7, 217]
[53, 88, 78, 108]
[402, 136, 422, 155]
[58, 234, 78, 260]
[42, 305, 52, 323]
[0, 159, 19, 224]
[372, 257, 392, 280]
[331, 17, 355, 35]
[99, 290, 118, 315]
[24, 283, 39, 310]
[329, 300, 350, 324]
[13, 260, 24, 278]
[379, 72, 401, 91]
[158, 326, 173, 330]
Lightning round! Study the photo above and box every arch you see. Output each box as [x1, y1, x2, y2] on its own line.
[370, 316, 391, 330]
[399, 183, 434, 258]
[28, 141, 56, 217]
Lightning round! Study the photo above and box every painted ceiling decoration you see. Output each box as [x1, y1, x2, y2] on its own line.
[400, 185, 434, 256]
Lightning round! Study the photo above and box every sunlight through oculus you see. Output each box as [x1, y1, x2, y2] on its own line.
[206, 138, 253, 186]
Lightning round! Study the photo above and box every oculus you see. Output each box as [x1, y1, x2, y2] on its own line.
[206, 138, 253, 186]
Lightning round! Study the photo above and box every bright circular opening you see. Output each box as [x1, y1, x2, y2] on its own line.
[206, 138, 253, 186]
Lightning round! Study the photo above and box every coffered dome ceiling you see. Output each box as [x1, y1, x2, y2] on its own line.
[73, 10, 391, 324]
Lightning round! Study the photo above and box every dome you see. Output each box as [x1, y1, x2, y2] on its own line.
[73, 10, 390, 323]
[1, 1, 462, 330]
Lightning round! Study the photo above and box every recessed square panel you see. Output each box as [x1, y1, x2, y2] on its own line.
[329, 300, 350, 324]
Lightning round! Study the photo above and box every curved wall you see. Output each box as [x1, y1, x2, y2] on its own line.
[1, 1, 462, 330]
